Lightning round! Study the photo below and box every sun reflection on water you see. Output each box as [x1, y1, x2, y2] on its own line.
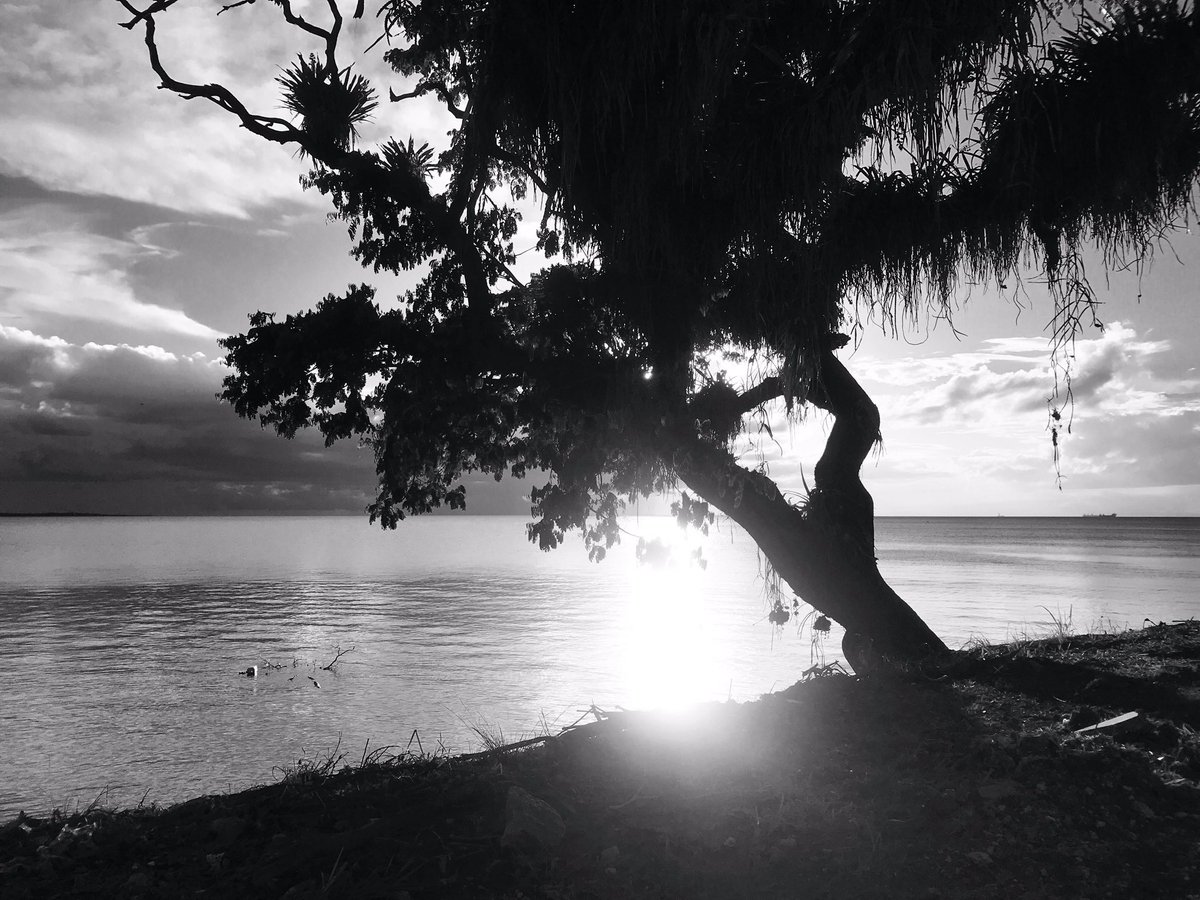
[621, 528, 722, 711]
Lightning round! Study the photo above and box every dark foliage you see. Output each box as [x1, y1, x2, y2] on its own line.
[122, 0, 1199, 648]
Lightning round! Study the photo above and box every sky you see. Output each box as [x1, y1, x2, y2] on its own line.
[1, 1, 1198, 518]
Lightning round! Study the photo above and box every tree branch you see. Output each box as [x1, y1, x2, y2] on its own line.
[733, 376, 785, 416]
[217, 0, 255, 15]
[390, 81, 467, 119]
[274, 0, 333, 43]
[119, 0, 500, 326]
[128, 8, 302, 144]
[117, 0, 178, 30]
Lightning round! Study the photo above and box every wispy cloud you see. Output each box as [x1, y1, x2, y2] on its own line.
[0, 2, 452, 218]
[856, 323, 1200, 509]
[0, 205, 223, 343]
[859, 323, 1179, 425]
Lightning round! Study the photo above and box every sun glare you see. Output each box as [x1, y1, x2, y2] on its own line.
[620, 524, 722, 711]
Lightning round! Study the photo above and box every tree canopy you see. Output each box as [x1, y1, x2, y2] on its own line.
[121, 0, 1200, 658]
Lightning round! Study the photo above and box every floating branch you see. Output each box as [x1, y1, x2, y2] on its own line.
[321, 645, 356, 672]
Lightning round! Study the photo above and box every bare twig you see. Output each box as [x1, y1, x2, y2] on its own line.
[320, 644, 356, 671]
[116, 0, 507, 339]
[217, 0, 255, 15]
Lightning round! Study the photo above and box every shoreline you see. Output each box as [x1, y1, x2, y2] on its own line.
[3, 621, 1198, 898]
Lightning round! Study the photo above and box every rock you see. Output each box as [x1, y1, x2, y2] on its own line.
[1133, 801, 1156, 819]
[967, 851, 992, 865]
[600, 845, 620, 866]
[501, 786, 565, 851]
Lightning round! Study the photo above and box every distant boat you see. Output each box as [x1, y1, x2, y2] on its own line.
[1082, 513, 1117, 518]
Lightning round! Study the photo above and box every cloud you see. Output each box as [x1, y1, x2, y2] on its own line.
[848, 323, 1200, 508]
[0, 324, 539, 515]
[861, 323, 1180, 426]
[722, 322, 1200, 514]
[0, 204, 223, 344]
[0, 2, 453, 218]
[0, 4, 292, 217]
[0, 324, 376, 512]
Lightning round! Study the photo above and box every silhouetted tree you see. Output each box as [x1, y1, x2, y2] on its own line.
[121, 0, 1200, 663]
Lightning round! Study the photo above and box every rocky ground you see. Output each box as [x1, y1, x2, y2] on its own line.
[3, 620, 1198, 899]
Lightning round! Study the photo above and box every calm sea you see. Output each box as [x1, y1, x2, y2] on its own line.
[1, 515, 1196, 819]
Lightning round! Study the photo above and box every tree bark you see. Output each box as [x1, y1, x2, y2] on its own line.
[673, 344, 947, 665]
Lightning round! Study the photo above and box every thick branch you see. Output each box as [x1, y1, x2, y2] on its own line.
[809, 341, 880, 490]
[668, 430, 945, 658]
[390, 80, 467, 119]
[805, 340, 881, 555]
[734, 376, 785, 416]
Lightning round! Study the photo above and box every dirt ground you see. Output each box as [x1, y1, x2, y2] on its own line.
[3, 620, 1198, 899]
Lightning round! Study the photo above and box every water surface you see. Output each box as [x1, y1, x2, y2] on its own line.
[1, 515, 1195, 818]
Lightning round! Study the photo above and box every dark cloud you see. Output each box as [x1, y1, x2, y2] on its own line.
[1068, 339, 1123, 401]
[0, 173, 188, 240]
[0, 327, 535, 516]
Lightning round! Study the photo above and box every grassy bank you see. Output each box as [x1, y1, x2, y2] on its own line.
[3, 621, 1198, 899]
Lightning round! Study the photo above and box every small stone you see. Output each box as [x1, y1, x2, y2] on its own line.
[501, 786, 565, 850]
[600, 845, 620, 865]
[967, 851, 992, 866]
[1133, 801, 1156, 819]
[723, 836, 737, 848]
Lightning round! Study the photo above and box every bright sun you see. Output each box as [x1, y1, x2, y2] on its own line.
[620, 523, 722, 711]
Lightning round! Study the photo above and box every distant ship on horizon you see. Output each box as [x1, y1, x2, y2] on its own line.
[1082, 513, 1118, 518]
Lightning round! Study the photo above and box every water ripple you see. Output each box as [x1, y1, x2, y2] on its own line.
[2, 516, 1198, 818]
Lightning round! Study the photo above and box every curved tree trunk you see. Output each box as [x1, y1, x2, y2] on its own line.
[673, 346, 947, 665]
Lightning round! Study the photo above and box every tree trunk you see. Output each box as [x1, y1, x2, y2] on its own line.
[673, 344, 947, 665]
